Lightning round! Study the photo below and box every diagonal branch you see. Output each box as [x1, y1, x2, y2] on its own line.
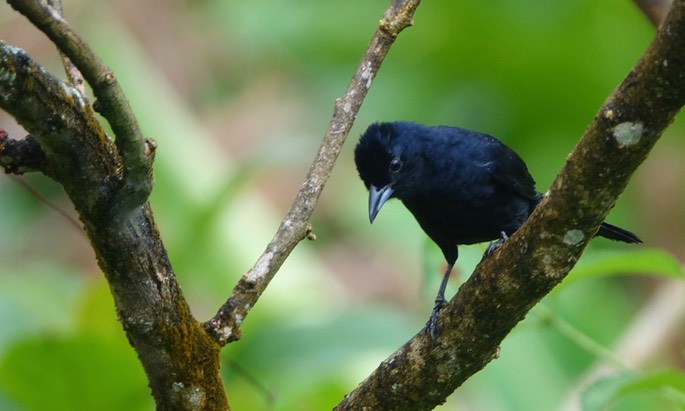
[8, 0, 153, 211]
[0, 40, 117, 207]
[203, 0, 423, 345]
[334, 0, 685, 409]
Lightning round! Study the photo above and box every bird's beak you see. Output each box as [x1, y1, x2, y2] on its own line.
[368, 184, 394, 223]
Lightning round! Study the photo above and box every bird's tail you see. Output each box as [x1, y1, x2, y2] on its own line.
[597, 222, 642, 244]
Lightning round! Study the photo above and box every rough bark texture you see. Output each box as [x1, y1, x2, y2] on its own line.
[0, 41, 228, 411]
[6, 0, 154, 208]
[0, 0, 422, 409]
[2, 0, 683, 409]
[334, 1, 685, 409]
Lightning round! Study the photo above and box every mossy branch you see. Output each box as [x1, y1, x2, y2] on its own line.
[1, 0, 425, 408]
[4, 0, 679, 408]
[0, 28, 228, 411]
[8, 0, 153, 210]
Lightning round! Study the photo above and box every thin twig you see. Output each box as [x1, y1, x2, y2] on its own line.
[202, 0, 423, 345]
[0, 128, 83, 237]
[45, 0, 87, 97]
[9, 176, 83, 232]
[224, 359, 276, 407]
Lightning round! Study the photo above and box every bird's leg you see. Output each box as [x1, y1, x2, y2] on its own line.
[485, 231, 509, 255]
[426, 262, 454, 340]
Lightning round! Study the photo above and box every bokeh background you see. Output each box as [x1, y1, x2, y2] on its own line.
[1, 0, 685, 410]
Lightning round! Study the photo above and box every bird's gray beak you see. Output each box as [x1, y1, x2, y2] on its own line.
[368, 184, 394, 223]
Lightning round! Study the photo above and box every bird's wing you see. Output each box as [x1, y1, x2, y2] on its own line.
[489, 146, 538, 201]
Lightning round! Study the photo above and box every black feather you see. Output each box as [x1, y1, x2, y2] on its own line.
[354, 121, 641, 338]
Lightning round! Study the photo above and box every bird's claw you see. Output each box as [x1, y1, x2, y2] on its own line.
[485, 231, 509, 255]
[426, 297, 446, 340]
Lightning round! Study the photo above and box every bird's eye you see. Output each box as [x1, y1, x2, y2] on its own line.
[389, 157, 402, 173]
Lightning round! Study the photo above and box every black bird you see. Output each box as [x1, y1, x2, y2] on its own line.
[354, 121, 641, 338]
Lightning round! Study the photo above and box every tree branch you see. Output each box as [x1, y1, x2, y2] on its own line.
[8, 0, 153, 211]
[202, 0, 423, 345]
[0, 130, 48, 175]
[0, 41, 116, 205]
[1, 0, 426, 407]
[5, 0, 676, 408]
[46, 0, 87, 97]
[334, 0, 685, 409]
[1, 31, 228, 411]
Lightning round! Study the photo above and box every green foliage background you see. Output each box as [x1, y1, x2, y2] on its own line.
[1, 0, 684, 410]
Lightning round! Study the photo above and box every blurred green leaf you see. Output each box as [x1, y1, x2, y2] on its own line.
[0, 336, 151, 411]
[0, 267, 84, 355]
[582, 371, 641, 411]
[582, 370, 685, 411]
[619, 369, 685, 403]
[223, 307, 415, 410]
[0, 277, 152, 411]
[173, 162, 262, 268]
[564, 249, 684, 286]
[74, 280, 127, 342]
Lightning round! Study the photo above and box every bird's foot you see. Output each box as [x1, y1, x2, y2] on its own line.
[486, 231, 509, 255]
[426, 296, 447, 340]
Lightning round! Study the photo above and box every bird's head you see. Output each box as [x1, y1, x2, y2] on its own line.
[354, 122, 420, 223]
